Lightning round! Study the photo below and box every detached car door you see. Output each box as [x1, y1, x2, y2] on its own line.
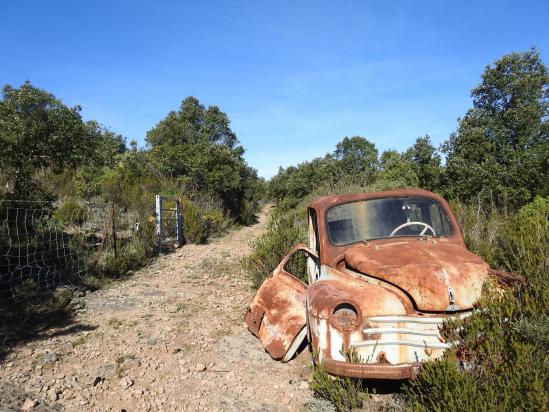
[244, 245, 317, 362]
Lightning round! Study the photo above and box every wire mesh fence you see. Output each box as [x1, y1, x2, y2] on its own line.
[0, 203, 84, 295]
[0, 199, 157, 301]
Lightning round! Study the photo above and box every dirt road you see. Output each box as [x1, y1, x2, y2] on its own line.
[0, 206, 313, 411]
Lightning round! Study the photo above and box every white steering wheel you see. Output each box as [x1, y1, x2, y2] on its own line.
[390, 221, 436, 237]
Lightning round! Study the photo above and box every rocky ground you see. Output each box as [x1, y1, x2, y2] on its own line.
[1, 205, 405, 412]
[0, 206, 314, 411]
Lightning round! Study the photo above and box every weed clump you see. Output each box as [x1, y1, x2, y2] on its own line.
[309, 365, 364, 411]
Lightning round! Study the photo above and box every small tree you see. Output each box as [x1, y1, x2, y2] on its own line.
[146, 96, 239, 148]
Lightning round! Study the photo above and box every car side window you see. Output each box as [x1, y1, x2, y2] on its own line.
[308, 208, 320, 255]
[283, 249, 310, 284]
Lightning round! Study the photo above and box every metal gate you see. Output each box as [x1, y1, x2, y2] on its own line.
[155, 195, 184, 254]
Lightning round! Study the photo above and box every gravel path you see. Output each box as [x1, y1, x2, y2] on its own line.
[0, 206, 313, 411]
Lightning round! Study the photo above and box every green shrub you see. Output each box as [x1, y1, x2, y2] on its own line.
[497, 196, 549, 274]
[309, 365, 364, 411]
[405, 278, 549, 411]
[203, 207, 231, 238]
[180, 196, 235, 244]
[180, 196, 208, 244]
[451, 196, 549, 275]
[242, 207, 307, 289]
[404, 357, 482, 411]
[54, 201, 89, 226]
[91, 220, 156, 279]
[238, 199, 257, 226]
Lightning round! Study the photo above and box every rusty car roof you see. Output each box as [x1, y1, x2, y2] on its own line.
[308, 188, 448, 214]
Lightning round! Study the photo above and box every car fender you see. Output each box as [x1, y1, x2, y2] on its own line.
[307, 267, 409, 362]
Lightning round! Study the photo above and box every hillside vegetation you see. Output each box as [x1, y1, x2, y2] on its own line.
[0, 88, 264, 280]
[243, 48, 549, 411]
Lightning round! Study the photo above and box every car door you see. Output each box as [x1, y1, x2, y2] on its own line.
[244, 244, 318, 362]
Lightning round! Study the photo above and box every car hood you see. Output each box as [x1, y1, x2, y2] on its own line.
[344, 240, 489, 311]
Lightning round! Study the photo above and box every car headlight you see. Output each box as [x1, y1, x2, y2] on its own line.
[331, 302, 361, 331]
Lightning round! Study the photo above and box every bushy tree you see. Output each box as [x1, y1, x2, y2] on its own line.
[267, 155, 341, 206]
[378, 149, 419, 186]
[268, 137, 381, 205]
[145, 96, 260, 222]
[444, 49, 549, 208]
[201, 105, 238, 148]
[146, 96, 238, 148]
[404, 135, 442, 191]
[334, 136, 378, 182]
[87, 122, 127, 167]
[0, 82, 97, 199]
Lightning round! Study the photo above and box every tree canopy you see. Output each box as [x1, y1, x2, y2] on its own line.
[146, 96, 238, 149]
[0, 85, 262, 225]
[144, 96, 259, 221]
[404, 135, 442, 191]
[0, 82, 107, 199]
[444, 48, 549, 207]
[334, 136, 379, 182]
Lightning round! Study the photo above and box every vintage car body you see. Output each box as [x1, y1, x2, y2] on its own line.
[244, 189, 492, 379]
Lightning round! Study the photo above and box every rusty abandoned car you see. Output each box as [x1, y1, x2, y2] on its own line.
[245, 189, 498, 379]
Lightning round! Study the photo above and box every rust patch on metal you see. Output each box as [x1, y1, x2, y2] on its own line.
[322, 357, 417, 379]
[243, 307, 264, 335]
[376, 352, 389, 364]
[363, 322, 382, 340]
[329, 302, 361, 332]
[244, 270, 307, 360]
[244, 245, 314, 361]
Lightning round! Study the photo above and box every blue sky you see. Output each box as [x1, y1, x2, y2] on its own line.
[1, 1, 548, 178]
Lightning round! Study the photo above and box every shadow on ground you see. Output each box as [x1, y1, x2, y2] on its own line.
[361, 378, 407, 394]
[0, 282, 97, 363]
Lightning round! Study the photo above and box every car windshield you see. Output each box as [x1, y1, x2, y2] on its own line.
[326, 196, 453, 245]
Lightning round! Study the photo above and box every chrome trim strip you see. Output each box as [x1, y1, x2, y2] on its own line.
[367, 313, 472, 324]
[363, 327, 439, 336]
[350, 339, 453, 349]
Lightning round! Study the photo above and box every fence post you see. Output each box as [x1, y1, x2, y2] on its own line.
[175, 197, 184, 247]
[155, 195, 163, 255]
